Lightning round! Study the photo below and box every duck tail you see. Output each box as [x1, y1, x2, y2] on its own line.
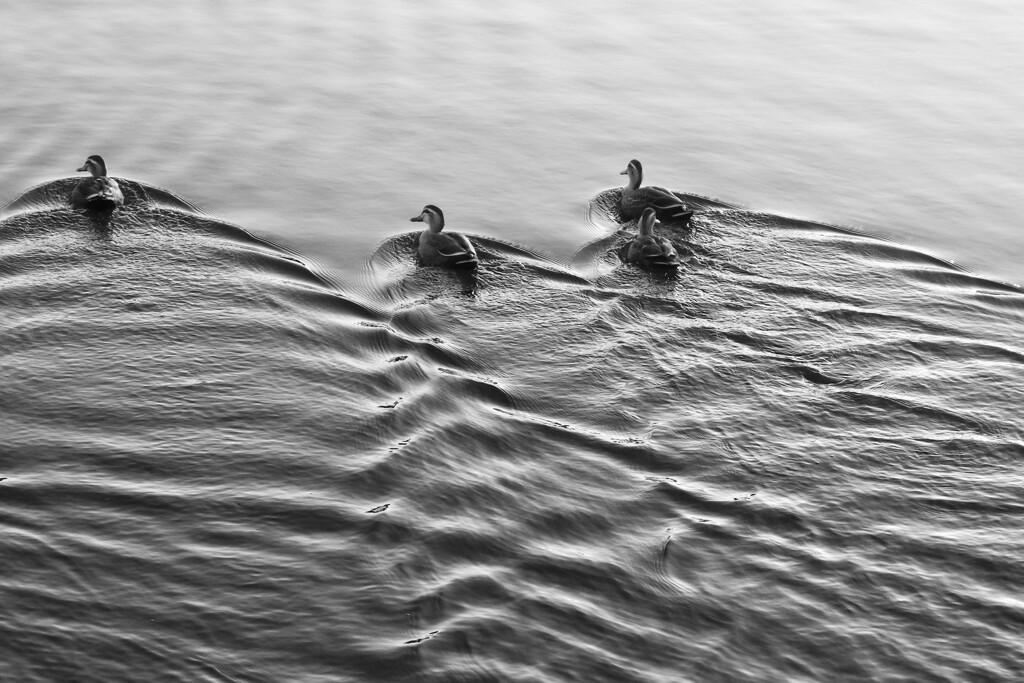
[84, 189, 115, 202]
[650, 194, 694, 226]
[84, 197, 119, 212]
[656, 206, 693, 226]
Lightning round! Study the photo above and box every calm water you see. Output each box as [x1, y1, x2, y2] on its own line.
[2, 2, 1023, 681]
[1, 0, 1021, 284]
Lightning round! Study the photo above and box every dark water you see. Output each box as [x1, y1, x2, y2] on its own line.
[2, 178, 1022, 681]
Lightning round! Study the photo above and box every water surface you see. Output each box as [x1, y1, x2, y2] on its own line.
[0, 0, 1020, 282]
[2, 2, 1023, 681]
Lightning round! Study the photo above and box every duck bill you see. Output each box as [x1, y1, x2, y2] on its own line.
[76, 164, 88, 172]
[410, 216, 423, 222]
[619, 169, 628, 175]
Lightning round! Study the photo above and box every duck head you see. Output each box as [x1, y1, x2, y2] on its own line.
[638, 207, 659, 236]
[410, 204, 445, 232]
[77, 155, 108, 177]
[619, 159, 643, 189]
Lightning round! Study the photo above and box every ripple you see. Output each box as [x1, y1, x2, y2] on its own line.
[3, 177, 1024, 681]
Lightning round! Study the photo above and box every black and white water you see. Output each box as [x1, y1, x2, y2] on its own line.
[2, 3, 1022, 681]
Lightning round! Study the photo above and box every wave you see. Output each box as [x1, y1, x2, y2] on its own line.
[2, 177, 1023, 681]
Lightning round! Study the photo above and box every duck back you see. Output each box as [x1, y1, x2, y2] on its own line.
[621, 186, 693, 226]
[418, 230, 479, 270]
[71, 177, 125, 210]
[626, 234, 680, 270]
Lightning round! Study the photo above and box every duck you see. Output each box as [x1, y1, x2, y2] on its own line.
[624, 208, 680, 270]
[71, 155, 124, 210]
[410, 205, 479, 270]
[619, 159, 693, 225]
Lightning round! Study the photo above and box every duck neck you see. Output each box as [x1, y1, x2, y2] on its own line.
[639, 215, 656, 236]
[626, 169, 641, 191]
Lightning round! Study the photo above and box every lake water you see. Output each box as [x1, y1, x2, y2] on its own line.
[1, 2, 1023, 681]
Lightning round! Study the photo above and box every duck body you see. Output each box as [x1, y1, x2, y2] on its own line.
[411, 205, 479, 270]
[624, 207, 680, 270]
[620, 159, 692, 226]
[626, 234, 680, 269]
[71, 155, 124, 210]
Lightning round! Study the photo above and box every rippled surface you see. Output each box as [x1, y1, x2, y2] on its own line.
[2, 177, 1022, 680]
[3, 2, 1024, 680]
